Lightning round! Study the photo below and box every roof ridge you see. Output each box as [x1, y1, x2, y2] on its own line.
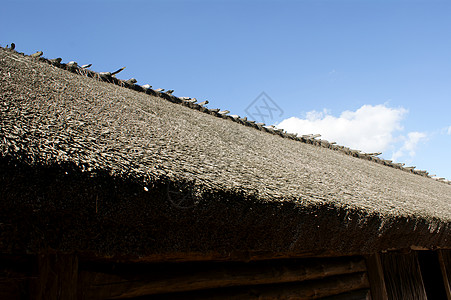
[2, 44, 449, 185]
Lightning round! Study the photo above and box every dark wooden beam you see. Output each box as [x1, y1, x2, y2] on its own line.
[438, 250, 451, 300]
[80, 256, 367, 299]
[317, 288, 370, 300]
[365, 254, 388, 300]
[123, 272, 369, 300]
[77, 249, 356, 264]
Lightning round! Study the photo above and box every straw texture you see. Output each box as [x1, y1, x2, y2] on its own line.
[1, 48, 450, 260]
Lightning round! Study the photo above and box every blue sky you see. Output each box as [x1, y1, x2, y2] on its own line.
[1, 0, 450, 180]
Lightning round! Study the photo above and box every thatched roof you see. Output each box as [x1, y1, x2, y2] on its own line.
[1, 46, 450, 262]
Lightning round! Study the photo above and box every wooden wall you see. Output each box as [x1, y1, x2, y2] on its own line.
[3, 250, 451, 299]
[0, 254, 370, 300]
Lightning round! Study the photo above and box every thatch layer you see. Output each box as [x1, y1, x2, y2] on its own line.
[3, 45, 445, 182]
[0, 47, 450, 260]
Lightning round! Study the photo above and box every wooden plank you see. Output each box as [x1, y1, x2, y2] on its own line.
[77, 249, 342, 264]
[80, 256, 367, 299]
[380, 251, 427, 300]
[0, 254, 35, 299]
[0, 280, 28, 300]
[317, 288, 370, 300]
[132, 272, 369, 300]
[30, 253, 78, 300]
[438, 250, 451, 300]
[365, 254, 388, 300]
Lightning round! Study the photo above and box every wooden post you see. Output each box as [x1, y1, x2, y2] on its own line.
[438, 250, 451, 300]
[365, 254, 388, 300]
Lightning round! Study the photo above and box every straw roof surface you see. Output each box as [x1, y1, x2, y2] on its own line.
[1, 47, 450, 261]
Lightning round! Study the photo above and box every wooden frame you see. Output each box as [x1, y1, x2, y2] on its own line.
[365, 253, 388, 300]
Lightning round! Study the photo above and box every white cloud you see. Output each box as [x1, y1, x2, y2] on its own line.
[447, 126, 451, 135]
[391, 132, 427, 163]
[277, 104, 408, 153]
